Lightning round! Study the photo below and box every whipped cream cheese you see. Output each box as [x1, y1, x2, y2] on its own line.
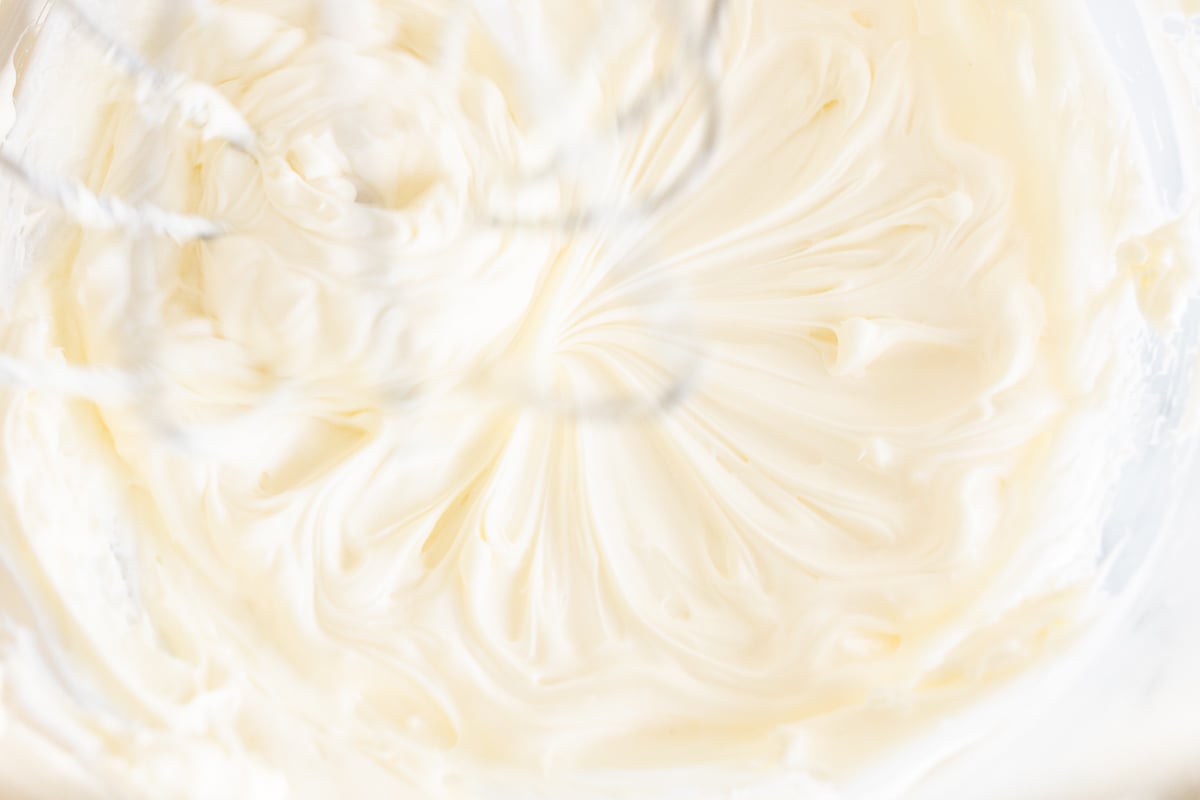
[0, 0, 1196, 798]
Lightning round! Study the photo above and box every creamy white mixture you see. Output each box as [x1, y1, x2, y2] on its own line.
[0, 0, 1196, 798]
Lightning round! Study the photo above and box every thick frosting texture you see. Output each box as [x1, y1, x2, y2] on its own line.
[0, 0, 1194, 798]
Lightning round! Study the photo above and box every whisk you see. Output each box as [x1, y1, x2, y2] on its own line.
[0, 0, 727, 450]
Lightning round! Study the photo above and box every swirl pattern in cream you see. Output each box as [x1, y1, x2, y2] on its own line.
[0, 0, 1194, 798]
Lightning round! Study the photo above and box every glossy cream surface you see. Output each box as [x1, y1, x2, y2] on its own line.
[0, 1, 1195, 798]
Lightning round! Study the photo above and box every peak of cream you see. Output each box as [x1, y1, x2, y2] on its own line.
[0, 1, 1196, 798]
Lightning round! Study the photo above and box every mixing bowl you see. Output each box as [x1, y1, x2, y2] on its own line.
[1, 1, 1198, 798]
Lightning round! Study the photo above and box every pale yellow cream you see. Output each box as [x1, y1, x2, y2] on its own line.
[0, 1, 1195, 798]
